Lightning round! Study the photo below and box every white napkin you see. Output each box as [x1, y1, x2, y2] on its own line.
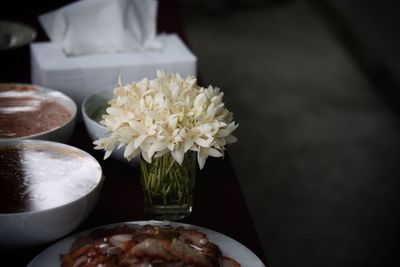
[39, 0, 162, 56]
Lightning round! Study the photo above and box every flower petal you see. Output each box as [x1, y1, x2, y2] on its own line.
[207, 147, 223, 157]
[104, 150, 112, 160]
[183, 139, 194, 152]
[148, 142, 168, 158]
[225, 134, 238, 144]
[194, 93, 207, 109]
[195, 137, 212, 148]
[126, 149, 140, 161]
[197, 149, 206, 170]
[124, 141, 136, 158]
[134, 134, 147, 149]
[171, 147, 184, 165]
[141, 151, 152, 163]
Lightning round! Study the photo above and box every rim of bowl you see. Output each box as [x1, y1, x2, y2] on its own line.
[0, 83, 77, 141]
[0, 139, 104, 216]
[81, 88, 113, 128]
[0, 20, 37, 50]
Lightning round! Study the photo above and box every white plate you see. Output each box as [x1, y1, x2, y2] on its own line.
[27, 220, 265, 267]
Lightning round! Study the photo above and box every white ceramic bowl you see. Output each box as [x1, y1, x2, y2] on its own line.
[82, 89, 139, 165]
[0, 83, 77, 143]
[0, 21, 36, 50]
[0, 140, 104, 249]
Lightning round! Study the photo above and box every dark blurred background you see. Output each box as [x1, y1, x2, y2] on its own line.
[180, 0, 400, 266]
[2, 0, 400, 266]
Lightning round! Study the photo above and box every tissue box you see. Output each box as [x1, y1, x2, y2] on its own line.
[31, 34, 197, 107]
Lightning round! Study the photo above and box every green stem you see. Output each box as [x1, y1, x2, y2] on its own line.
[140, 152, 195, 207]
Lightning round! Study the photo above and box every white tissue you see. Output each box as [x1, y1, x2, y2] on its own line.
[39, 0, 162, 56]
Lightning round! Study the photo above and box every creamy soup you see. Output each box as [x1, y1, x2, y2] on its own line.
[0, 143, 102, 213]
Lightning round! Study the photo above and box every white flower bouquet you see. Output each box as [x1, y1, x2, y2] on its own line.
[94, 70, 238, 218]
[94, 70, 238, 169]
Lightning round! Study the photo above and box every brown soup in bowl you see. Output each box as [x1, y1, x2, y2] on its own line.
[0, 84, 74, 139]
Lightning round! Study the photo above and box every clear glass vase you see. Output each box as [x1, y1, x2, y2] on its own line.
[140, 152, 196, 220]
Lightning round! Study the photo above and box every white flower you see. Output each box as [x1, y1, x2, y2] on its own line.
[93, 70, 238, 169]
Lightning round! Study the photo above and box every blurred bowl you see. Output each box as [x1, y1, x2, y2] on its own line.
[0, 21, 36, 50]
[0, 83, 77, 143]
[0, 140, 104, 248]
[82, 89, 139, 165]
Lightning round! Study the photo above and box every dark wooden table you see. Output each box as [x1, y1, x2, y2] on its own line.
[0, 1, 268, 266]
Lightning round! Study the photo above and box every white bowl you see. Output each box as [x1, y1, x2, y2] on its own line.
[0, 21, 36, 50]
[0, 140, 104, 249]
[82, 89, 139, 165]
[0, 83, 77, 143]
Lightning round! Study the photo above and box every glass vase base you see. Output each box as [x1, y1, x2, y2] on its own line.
[144, 204, 192, 221]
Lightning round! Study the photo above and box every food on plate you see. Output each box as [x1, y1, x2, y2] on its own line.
[60, 224, 240, 267]
[0, 84, 72, 138]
